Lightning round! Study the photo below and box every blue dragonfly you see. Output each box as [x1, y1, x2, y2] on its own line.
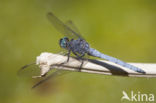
[19, 12, 145, 89]
[47, 12, 145, 74]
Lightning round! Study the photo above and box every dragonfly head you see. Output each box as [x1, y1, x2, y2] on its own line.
[59, 37, 69, 49]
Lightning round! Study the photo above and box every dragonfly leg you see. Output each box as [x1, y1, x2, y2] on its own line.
[73, 52, 85, 72]
[78, 60, 84, 72]
[67, 50, 71, 62]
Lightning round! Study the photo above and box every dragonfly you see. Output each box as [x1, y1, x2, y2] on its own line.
[47, 12, 145, 74]
[19, 12, 145, 88]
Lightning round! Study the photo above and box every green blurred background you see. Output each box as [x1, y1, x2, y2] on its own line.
[0, 0, 156, 103]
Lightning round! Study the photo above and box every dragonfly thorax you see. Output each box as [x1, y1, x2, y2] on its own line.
[59, 37, 70, 49]
[69, 38, 90, 55]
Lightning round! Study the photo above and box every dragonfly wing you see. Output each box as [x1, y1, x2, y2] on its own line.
[65, 20, 84, 39]
[32, 69, 69, 89]
[47, 12, 83, 39]
[18, 63, 40, 78]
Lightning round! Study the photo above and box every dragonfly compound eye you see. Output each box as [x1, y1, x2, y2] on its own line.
[59, 37, 69, 49]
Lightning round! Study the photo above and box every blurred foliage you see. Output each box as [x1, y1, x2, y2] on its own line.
[0, 0, 156, 103]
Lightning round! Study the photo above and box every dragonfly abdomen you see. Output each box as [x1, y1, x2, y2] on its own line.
[88, 48, 145, 73]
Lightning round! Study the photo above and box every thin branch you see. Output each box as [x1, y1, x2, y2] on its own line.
[36, 52, 156, 78]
